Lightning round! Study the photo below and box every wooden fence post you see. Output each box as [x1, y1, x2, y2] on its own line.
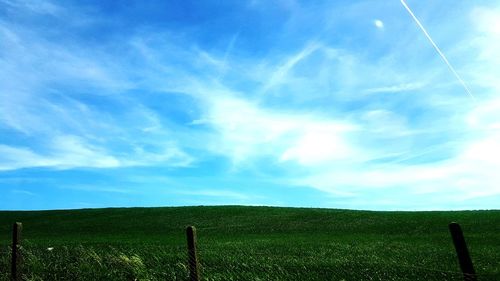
[449, 222, 477, 281]
[11, 222, 22, 281]
[186, 226, 200, 281]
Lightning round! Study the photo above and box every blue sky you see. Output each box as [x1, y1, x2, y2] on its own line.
[1, 0, 500, 210]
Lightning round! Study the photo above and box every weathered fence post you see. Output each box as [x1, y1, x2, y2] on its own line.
[11, 222, 22, 281]
[449, 222, 477, 281]
[186, 226, 200, 281]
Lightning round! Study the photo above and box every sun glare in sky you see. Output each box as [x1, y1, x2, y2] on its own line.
[1, 0, 499, 210]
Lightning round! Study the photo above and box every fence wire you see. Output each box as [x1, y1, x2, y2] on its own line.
[0, 234, 498, 280]
[192, 246, 497, 281]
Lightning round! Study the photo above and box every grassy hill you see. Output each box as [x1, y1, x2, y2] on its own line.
[0, 206, 499, 280]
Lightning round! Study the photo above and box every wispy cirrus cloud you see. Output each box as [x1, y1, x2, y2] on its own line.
[0, 1, 197, 171]
[1, 0, 500, 210]
[364, 82, 425, 94]
[0, 134, 193, 171]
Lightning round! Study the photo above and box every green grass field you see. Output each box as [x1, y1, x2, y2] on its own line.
[0, 206, 499, 280]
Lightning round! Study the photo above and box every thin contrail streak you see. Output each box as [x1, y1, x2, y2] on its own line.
[400, 0, 476, 101]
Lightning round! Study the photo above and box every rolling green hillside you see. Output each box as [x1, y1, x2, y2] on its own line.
[0, 206, 499, 280]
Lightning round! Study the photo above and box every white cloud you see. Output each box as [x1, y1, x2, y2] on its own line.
[471, 7, 500, 36]
[374, 19, 384, 29]
[0, 145, 50, 170]
[364, 82, 424, 94]
[289, 127, 500, 207]
[196, 92, 360, 166]
[174, 189, 252, 200]
[260, 42, 320, 93]
[0, 16, 199, 171]
[49, 135, 121, 169]
[280, 125, 356, 165]
[466, 98, 500, 130]
[57, 184, 134, 194]
[128, 144, 194, 168]
[11, 189, 37, 196]
[2, 0, 500, 210]
[0, 136, 120, 170]
[1, 0, 62, 16]
[0, 134, 194, 171]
